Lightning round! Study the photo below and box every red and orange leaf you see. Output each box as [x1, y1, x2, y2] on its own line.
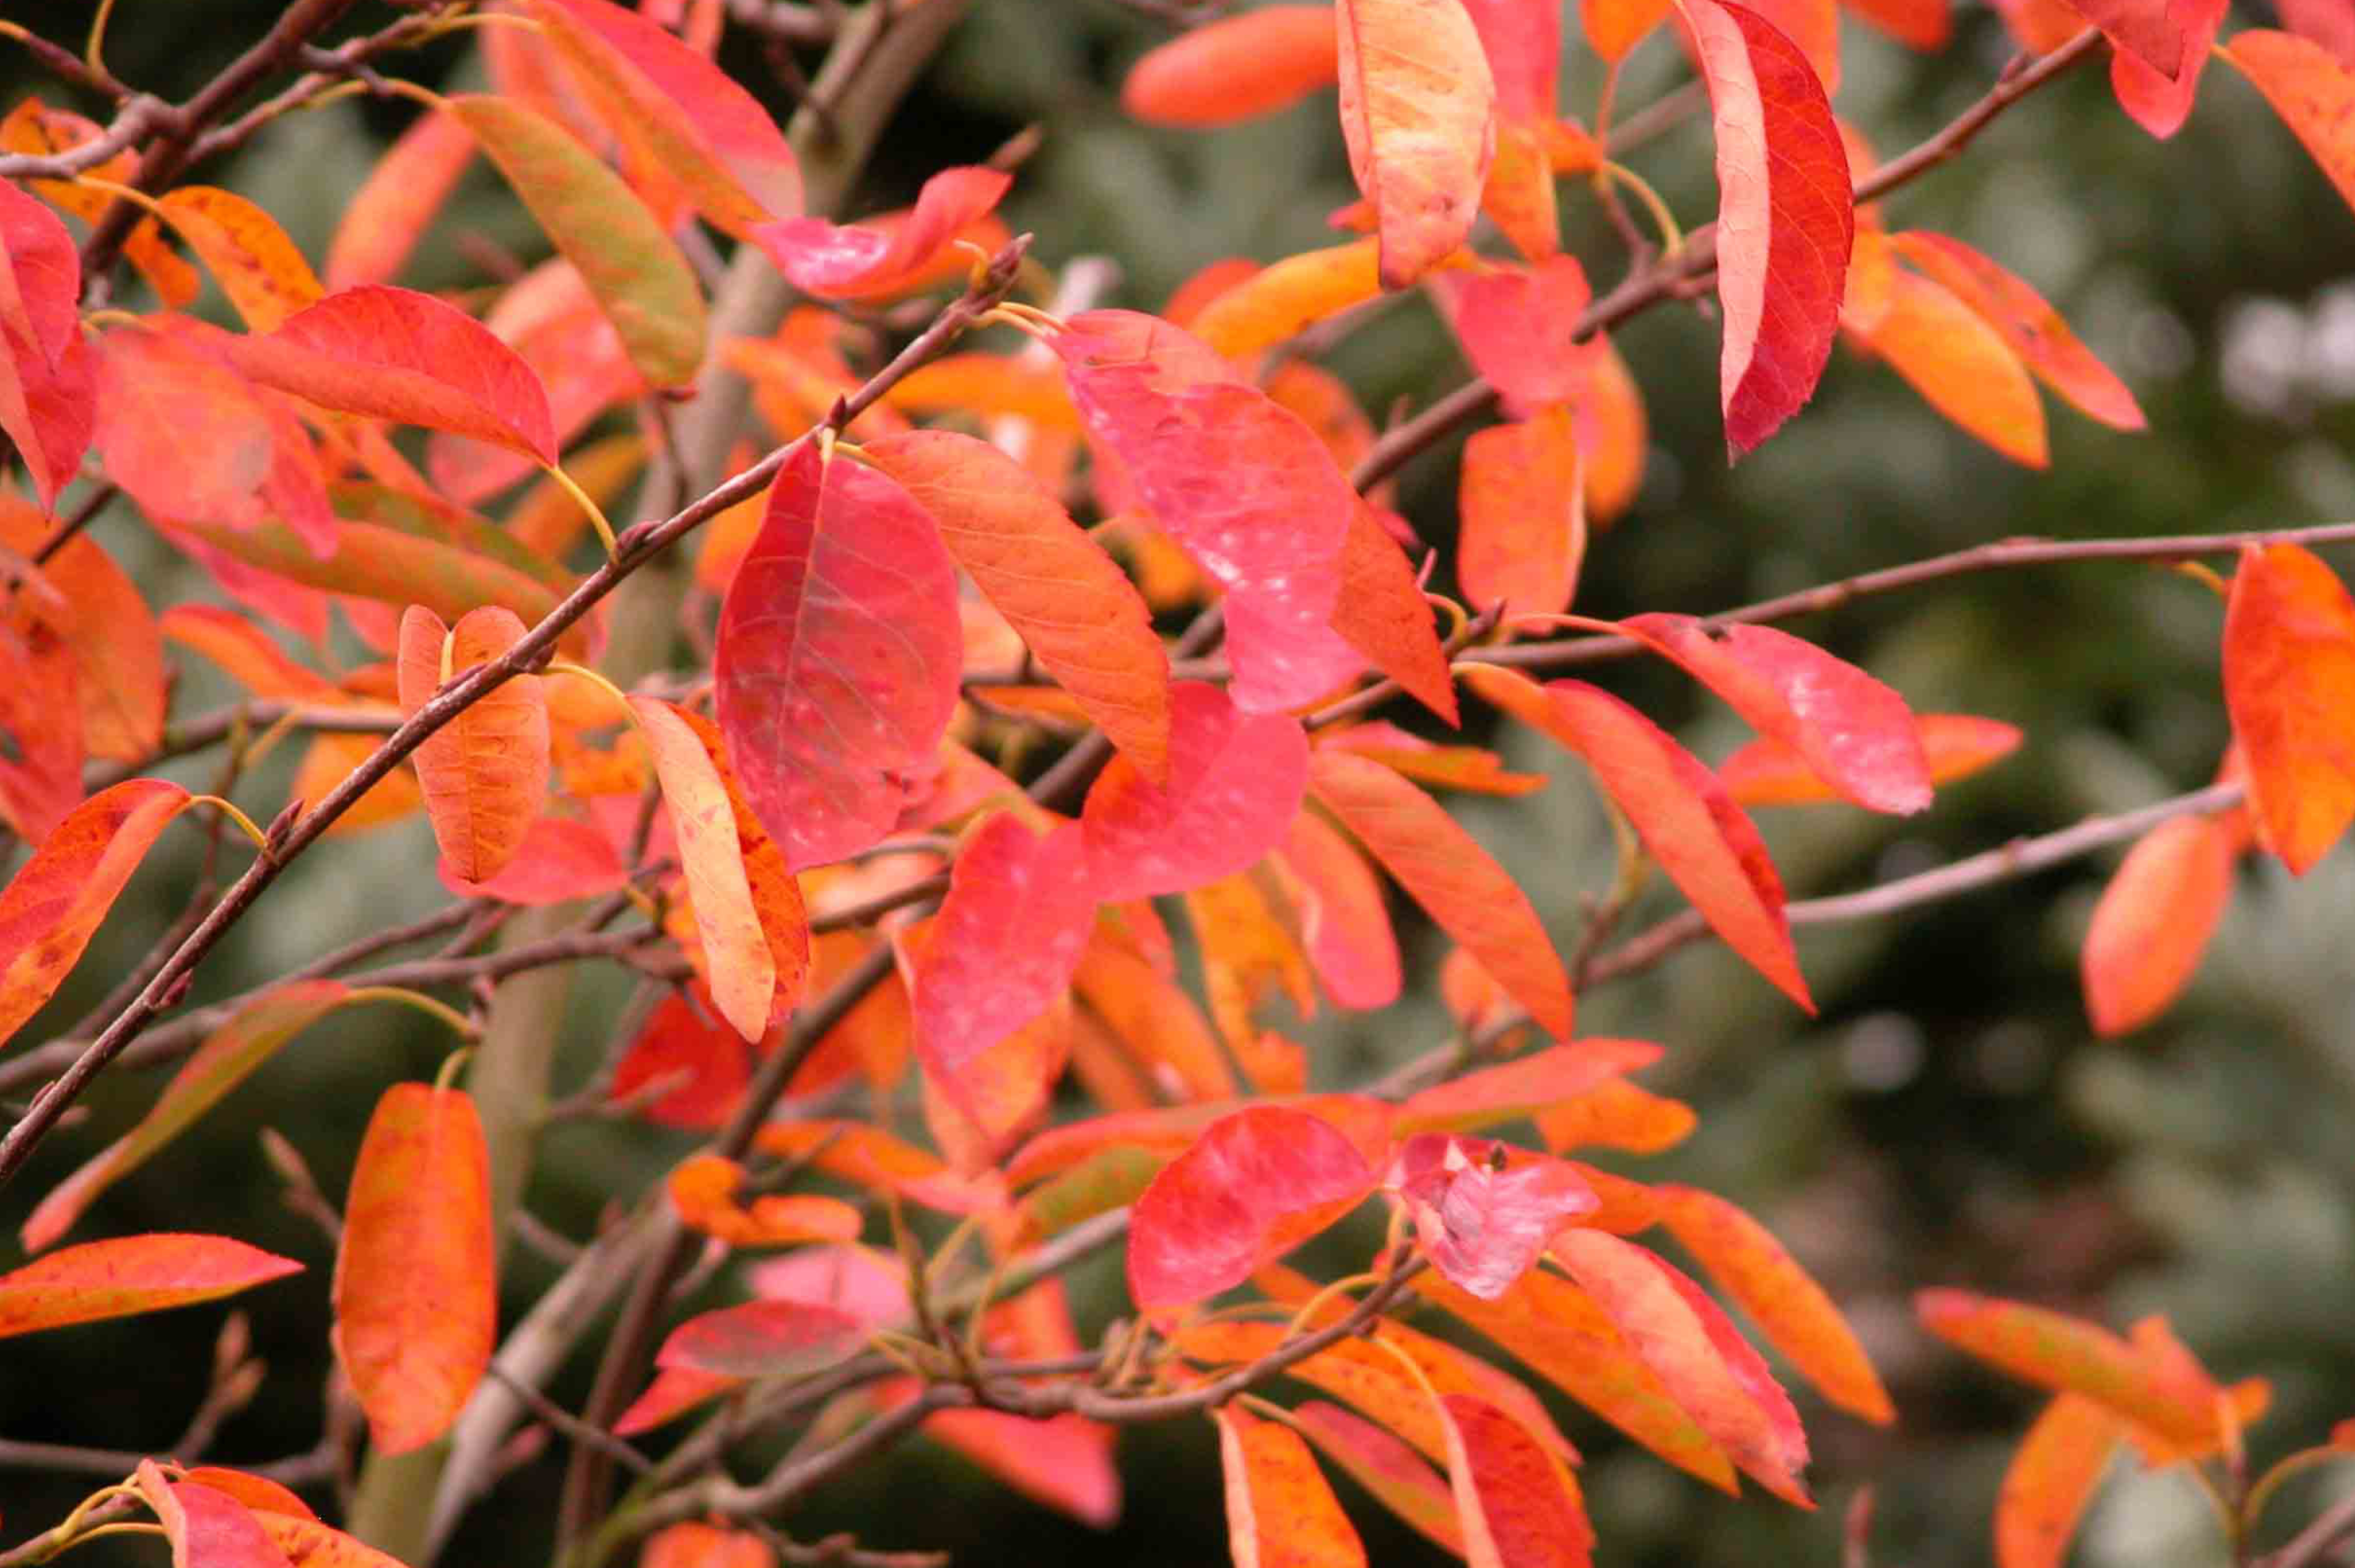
[1552, 1229, 1812, 1505]
[0, 98, 197, 308]
[442, 814, 629, 905]
[181, 1467, 318, 1520]
[0, 178, 95, 511]
[755, 1120, 1007, 1214]
[1886, 231, 2142, 430]
[1914, 1289, 2223, 1449]
[1655, 1184, 1896, 1424]
[1215, 1404, 1370, 1568]
[1320, 725, 1549, 796]
[1189, 240, 1386, 363]
[24, 981, 350, 1252]
[1463, 665, 1811, 1010]
[2111, 0, 2225, 136]
[0, 491, 165, 763]
[674, 706, 812, 1029]
[1396, 1039, 1665, 1136]
[633, 696, 777, 1040]
[755, 167, 1010, 298]
[914, 955, 1072, 1174]
[864, 428, 1172, 782]
[2222, 543, 2355, 873]
[250, 1511, 414, 1568]
[1337, 0, 1499, 289]
[655, 1298, 867, 1378]
[1440, 1394, 1597, 1568]
[333, 1083, 495, 1454]
[1390, 1133, 1600, 1299]
[1721, 712, 2023, 807]
[1291, 1400, 1467, 1554]
[228, 285, 557, 462]
[1617, 614, 1931, 815]
[0, 592, 81, 843]
[154, 186, 323, 333]
[1680, 0, 1853, 455]
[1995, 1394, 2127, 1568]
[1180, 1320, 1457, 1462]
[1004, 1093, 1394, 1189]
[667, 1153, 863, 1246]
[530, 0, 801, 236]
[325, 108, 477, 289]
[1587, 0, 1676, 57]
[1127, 1105, 1377, 1316]
[1274, 809, 1404, 1010]
[615, 1365, 743, 1435]
[1122, 7, 1341, 127]
[1332, 497, 1458, 725]
[398, 606, 550, 884]
[1307, 750, 1576, 1040]
[1852, 264, 2049, 465]
[136, 1460, 295, 1568]
[0, 778, 192, 1046]
[1082, 682, 1309, 902]
[2081, 811, 2240, 1035]
[1459, 406, 1589, 620]
[0, 1233, 301, 1338]
[715, 442, 962, 873]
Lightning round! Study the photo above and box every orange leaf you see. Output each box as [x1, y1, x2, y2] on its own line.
[1307, 750, 1575, 1040]
[1215, 1404, 1370, 1568]
[182, 1467, 317, 1520]
[1337, 0, 1499, 288]
[1850, 266, 2048, 465]
[398, 606, 550, 884]
[0, 1233, 300, 1338]
[666, 1152, 863, 1246]
[632, 697, 775, 1037]
[912, 946, 1072, 1175]
[1189, 239, 1386, 362]
[877, 354, 1081, 430]
[2223, 542, 2355, 873]
[1122, 7, 1341, 127]
[1914, 1289, 2222, 1449]
[1995, 1394, 2127, 1568]
[1552, 1229, 1812, 1505]
[0, 778, 192, 1045]
[1396, 1039, 1664, 1136]
[1332, 497, 1458, 725]
[1681, 0, 1853, 454]
[1720, 712, 2022, 807]
[1576, 338, 1648, 524]
[1586, 0, 1675, 58]
[252, 1510, 418, 1568]
[0, 489, 165, 764]
[1273, 808, 1404, 1010]
[1655, 1184, 1895, 1424]
[1292, 1400, 1467, 1554]
[154, 186, 324, 333]
[755, 1119, 1007, 1214]
[333, 1083, 495, 1454]
[0, 590, 81, 842]
[1462, 665, 1810, 1010]
[24, 981, 351, 1252]
[1534, 1080, 1697, 1154]
[674, 706, 812, 1030]
[1439, 1394, 1597, 1568]
[865, 428, 1173, 783]
[2081, 812, 2239, 1035]
[325, 108, 477, 289]
[0, 98, 197, 308]
[1888, 232, 2143, 430]
[1459, 405, 1589, 620]
[1319, 724, 1549, 796]
[1844, 0, 1952, 47]
[641, 1523, 775, 1568]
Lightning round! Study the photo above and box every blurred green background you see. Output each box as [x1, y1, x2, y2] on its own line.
[5, 2, 2355, 1565]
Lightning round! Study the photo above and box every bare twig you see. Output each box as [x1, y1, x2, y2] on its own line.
[2262, 1489, 2355, 1568]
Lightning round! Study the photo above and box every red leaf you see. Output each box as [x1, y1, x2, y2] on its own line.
[0, 1233, 300, 1338]
[673, 704, 813, 1031]
[530, 0, 802, 234]
[1307, 750, 1575, 1040]
[634, 696, 778, 1040]
[655, 1298, 867, 1377]
[1439, 1394, 1597, 1568]
[1054, 311, 1356, 711]
[1914, 1289, 2224, 1449]
[1396, 1039, 1665, 1136]
[1464, 665, 1811, 1010]
[136, 1462, 295, 1568]
[1459, 408, 1590, 622]
[863, 428, 1173, 782]
[1337, 0, 1499, 288]
[2062, 0, 2183, 75]
[325, 109, 477, 289]
[2108, 0, 2226, 134]
[1121, 7, 1340, 127]
[1552, 1229, 1812, 1505]
[1332, 498, 1459, 726]
[0, 178, 94, 511]
[1655, 1184, 1896, 1424]
[228, 284, 557, 462]
[1720, 711, 2022, 807]
[1680, 0, 1854, 455]
[2224, 542, 2355, 873]
[1215, 1404, 1369, 1568]
[925, 1406, 1122, 1528]
[755, 167, 1010, 298]
[1126, 1105, 1377, 1316]
[1389, 1133, 1599, 1298]
[1996, 1394, 2127, 1568]
[1081, 681, 1309, 902]
[24, 981, 351, 1252]
[441, 814, 629, 905]
[398, 606, 550, 884]
[1441, 256, 1600, 416]
[0, 778, 192, 1046]
[2279, 0, 2355, 68]
[2081, 811, 2240, 1035]
[181, 1467, 317, 1520]
[333, 1083, 496, 1454]
[715, 442, 962, 872]
[1274, 809, 1404, 1010]
[913, 813, 1096, 1117]
[1292, 1400, 1467, 1554]
[1618, 614, 1931, 815]
[609, 988, 752, 1128]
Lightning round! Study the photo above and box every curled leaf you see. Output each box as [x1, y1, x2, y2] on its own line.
[755, 167, 1011, 298]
